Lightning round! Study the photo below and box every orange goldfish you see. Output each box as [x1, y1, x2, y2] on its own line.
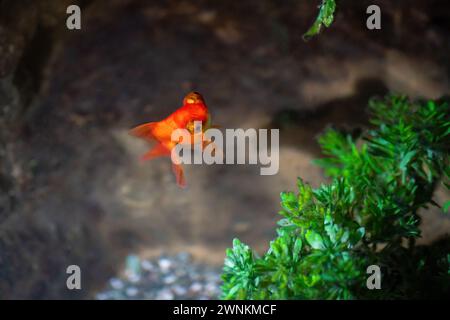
[130, 92, 214, 188]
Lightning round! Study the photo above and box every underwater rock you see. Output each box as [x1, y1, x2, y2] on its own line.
[0, 0, 112, 300]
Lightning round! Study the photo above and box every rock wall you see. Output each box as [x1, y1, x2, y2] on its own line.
[0, 0, 115, 300]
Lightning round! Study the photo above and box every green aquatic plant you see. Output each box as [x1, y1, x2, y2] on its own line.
[303, 0, 337, 40]
[221, 95, 450, 299]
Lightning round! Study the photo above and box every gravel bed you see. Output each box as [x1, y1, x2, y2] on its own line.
[96, 253, 222, 300]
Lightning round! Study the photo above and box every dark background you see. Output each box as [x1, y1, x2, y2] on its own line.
[0, 0, 449, 299]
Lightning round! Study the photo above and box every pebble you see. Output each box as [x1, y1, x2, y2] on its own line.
[141, 260, 155, 271]
[205, 282, 218, 295]
[174, 269, 187, 277]
[163, 274, 177, 285]
[96, 293, 109, 300]
[189, 282, 203, 292]
[156, 289, 175, 300]
[158, 258, 172, 273]
[125, 287, 139, 297]
[109, 278, 124, 290]
[172, 285, 187, 296]
[127, 273, 141, 283]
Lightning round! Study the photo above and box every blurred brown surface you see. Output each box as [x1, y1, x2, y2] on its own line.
[0, 0, 449, 298]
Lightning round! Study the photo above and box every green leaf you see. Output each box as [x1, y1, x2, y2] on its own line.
[306, 230, 326, 250]
[280, 191, 298, 214]
[293, 238, 303, 262]
[324, 214, 338, 244]
[277, 218, 293, 227]
[399, 151, 416, 171]
[349, 227, 365, 245]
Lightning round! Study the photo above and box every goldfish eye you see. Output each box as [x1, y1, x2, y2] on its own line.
[184, 92, 204, 105]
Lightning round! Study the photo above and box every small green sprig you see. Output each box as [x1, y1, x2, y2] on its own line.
[303, 0, 337, 40]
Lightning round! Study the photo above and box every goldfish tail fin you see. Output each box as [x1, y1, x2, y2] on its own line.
[140, 143, 171, 161]
[130, 122, 157, 141]
[172, 163, 186, 188]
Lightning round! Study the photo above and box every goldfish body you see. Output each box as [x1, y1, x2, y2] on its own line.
[130, 92, 213, 188]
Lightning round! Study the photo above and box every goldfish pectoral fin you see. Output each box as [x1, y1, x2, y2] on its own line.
[130, 122, 157, 141]
[172, 164, 186, 188]
[141, 143, 171, 161]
